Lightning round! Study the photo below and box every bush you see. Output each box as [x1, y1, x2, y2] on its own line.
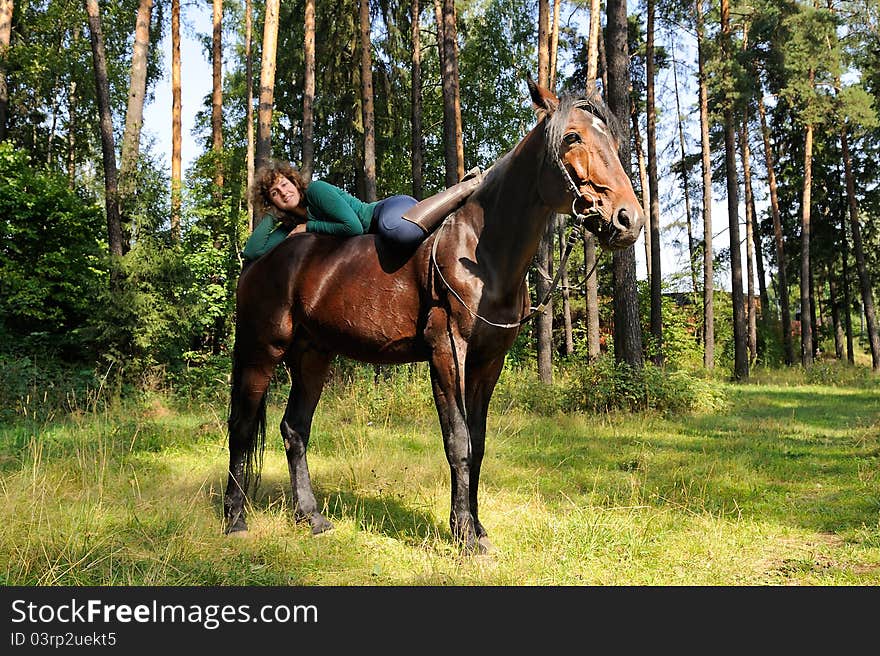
[561, 356, 727, 415]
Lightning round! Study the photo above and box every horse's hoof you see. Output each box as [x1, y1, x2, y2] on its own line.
[476, 535, 495, 554]
[225, 515, 248, 535]
[310, 514, 334, 535]
[227, 529, 251, 539]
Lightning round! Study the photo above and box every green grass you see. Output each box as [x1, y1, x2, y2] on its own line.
[1, 364, 878, 586]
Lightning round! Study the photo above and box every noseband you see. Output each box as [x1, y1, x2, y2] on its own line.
[555, 149, 618, 244]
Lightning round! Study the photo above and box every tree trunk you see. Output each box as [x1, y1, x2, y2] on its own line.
[696, 0, 714, 370]
[549, 0, 560, 91]
[119, 0, 153, 226]
[740, 118, 757, 362]
[410, 0, 423, 200]
[670, 40, 698, 297]
[800, 116, 814, 368]
[721, 0, 748, 380]
[211, 0, 223, 191]
[607, 0, 643, 369]
[256, 0, 280, 169]
[559, 221, 573, 356]
[244, 0, 255, 230]
[67, 75, 77, 188]
[840, 126, 880, 371]
[171, 0, 182, 239]
[359, 0, 377, 201]
[749, 190, 770, 324]
[840, 211, 855, 364]
[587, 0, 601, 91]
[646, 0, 662, 364]
[632, 105, 651, 281]
[757, 93, 794, 365]
[301, 0, 315, 184]
[827, 264, 844, 360]
[0, 0, 12, 141]
[437, 0, 463, 186]
[84, 0, 123, 259]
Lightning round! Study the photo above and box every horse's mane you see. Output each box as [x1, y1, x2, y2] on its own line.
[480, 88, 621, 193]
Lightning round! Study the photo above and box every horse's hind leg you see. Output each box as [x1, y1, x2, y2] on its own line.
[225, 356, 278, 535]
[281, 340, 333, 535]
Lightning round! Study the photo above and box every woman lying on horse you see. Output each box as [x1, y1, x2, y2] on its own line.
[243, 161, 483, 263]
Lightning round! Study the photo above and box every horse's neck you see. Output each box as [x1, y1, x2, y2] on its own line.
[473, 128, 555, 294]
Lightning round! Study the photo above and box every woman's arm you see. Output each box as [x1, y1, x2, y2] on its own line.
[304, 180, 364, 236]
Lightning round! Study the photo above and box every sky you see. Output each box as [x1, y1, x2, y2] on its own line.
[141, 4, 755, 295]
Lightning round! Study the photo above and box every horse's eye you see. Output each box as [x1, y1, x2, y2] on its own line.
[564, 132, 582, 146]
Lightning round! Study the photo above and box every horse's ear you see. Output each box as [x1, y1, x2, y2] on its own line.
[527, 74, 559, 118]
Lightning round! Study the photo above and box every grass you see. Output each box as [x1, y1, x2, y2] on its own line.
[0, 362, 878, 586]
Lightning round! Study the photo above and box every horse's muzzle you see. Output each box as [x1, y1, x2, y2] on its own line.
[605, 204, 644, 250]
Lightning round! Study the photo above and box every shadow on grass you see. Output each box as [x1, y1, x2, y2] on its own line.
[210, 473, 447, 547]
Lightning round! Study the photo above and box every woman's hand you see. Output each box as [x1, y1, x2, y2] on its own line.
[288, 223, 307, 236]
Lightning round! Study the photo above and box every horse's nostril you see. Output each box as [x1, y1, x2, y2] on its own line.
[616, 207, 632, 230]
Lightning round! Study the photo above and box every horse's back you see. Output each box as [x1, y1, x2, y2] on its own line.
[237, 233, 433, 363]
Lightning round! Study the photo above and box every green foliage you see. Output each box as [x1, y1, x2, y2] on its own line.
[561, 356, 727, 415]
[0, 143, 107, 357]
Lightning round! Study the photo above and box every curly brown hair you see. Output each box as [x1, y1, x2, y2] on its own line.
[250, 160, 307, 222]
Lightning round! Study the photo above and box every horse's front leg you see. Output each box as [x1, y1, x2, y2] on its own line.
[281, 341, 333, 535]
[465, 355, 506, 553]
[428, 332, 479, 552]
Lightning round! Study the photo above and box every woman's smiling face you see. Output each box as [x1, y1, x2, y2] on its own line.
[268, 175, 302, 212]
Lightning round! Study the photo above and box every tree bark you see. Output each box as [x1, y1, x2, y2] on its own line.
[119, 0, 153, 224]
[211, 0, 223, 191]
[607, 0, 643, 368]
[587, 0, 601, 91]
[696, 0, 714, 369]
[583, 0, 601, 361]
[839, 209, 855, 364]
[800, 115, 814, 368]
[721, 0, 748, 380]
[244, 0, 255, 230]
[740, 117, 757, 362]
[757, 92, 794, 365]
[0, 0, 12, 141]
[437, 0, 463, 186]
[171, 0, 182, 239]
[301, 0, 315, 184]
[631, 104, 650, 282]
[84, 0, 123, 259]
[256, 0, 279, 169]
[359, 0, 377, 201]
[646, 0, 662, 365]
[411, 0, 423, 199]
[535, 0, 553, 383]
[549, 0, 560, 91]
[749, 190, 770, 324]
[559, 221, 574, 356]
[827, 263, 844, 359]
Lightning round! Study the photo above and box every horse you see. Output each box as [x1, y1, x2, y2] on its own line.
[224, 77, 645, 553]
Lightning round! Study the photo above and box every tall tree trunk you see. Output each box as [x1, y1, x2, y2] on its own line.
[67, 75, 77, 188]
[607, 0, 643, 369]
[411, 0, 423, 199]
[740, 117, 757, 362]
[359, 0, 376, 201]
[757, 92, 794, 364]
[119, 0, 153, 229]
[696, 0, 714, 369]
[256, 0, 280, 169]
[646, 0, 662, 364]
[437, 0, 463, 186]
[211, 0, 223, 192]
[301, 0, 315, 184]
[840, 209, 855, 364]
[582, 0, 601, 361]
[549, 0, 560, 91]
[749, 190, 770, 324]
[670, 38, 698, 296]
[827, 263, 844, 359]
[0, 0, 12, 141]
[559, 221, 574, 356]
[535, 0, 553, 383]
[244, 0, 255, 230]
[84, 0, 123, 259]
[840, 126, 880, 371]
[632, 104, 651, 281]
[721, 0, 748, 380]
[171, 0, 182, 239]
[800, 114, 814, 367]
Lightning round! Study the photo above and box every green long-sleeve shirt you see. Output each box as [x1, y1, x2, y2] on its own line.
[242, 181, 378, 262]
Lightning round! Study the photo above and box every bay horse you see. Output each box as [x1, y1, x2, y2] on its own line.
[224, 78, 645, 552]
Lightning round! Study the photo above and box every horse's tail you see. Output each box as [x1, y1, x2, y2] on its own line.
[227, 342, 267, 494]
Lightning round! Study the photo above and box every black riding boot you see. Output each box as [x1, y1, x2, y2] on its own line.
[400, 167, 484, 235]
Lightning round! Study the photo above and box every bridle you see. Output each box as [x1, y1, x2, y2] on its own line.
[430, 110, 612, 330]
